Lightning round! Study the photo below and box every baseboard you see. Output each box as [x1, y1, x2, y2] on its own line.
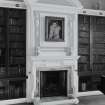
[32, 96, 79, 105]
[0, 98, 28, 105]
[40, 98, 79, 105]
[77, 91, 103, 97]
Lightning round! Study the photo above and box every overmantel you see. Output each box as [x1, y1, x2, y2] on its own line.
[32, 9, 78, 57]
[26, 0, 79, 58]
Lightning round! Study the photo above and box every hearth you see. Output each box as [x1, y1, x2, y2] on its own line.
[40, 70, 67, 97]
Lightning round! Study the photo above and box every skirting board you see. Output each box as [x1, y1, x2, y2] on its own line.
[34, 98, 79, 105]
[0, 98, 28, 105]
[77, 91, 103, 97]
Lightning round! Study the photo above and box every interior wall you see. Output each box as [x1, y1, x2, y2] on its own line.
[79, 0, 105, 10]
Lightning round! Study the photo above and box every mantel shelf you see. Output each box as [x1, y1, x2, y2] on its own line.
[31, 55, 80, 61]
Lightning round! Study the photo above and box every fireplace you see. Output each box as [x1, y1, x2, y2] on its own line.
[31, 64, 79, 104]
[40, 70, 67, 97]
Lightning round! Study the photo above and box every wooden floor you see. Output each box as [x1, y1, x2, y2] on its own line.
[11, 95, 105, 105]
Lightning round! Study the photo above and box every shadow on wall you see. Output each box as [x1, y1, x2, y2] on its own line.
[79, 0, 105, 10]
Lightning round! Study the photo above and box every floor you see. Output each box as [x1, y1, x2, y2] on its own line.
[11, 95, 105, 105]
[78, 94, 105, 105]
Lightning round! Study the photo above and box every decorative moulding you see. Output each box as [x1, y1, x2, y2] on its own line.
[0, 0, 26, 8]
[5, 0, 24, 2]
[31, 55, 80, 61]
[28, 0, 83, 8]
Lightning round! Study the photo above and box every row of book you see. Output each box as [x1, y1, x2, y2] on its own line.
[8, 18, 24, 26]
[78, 55, 89, 63]
[8, 10, 25, 18]
[9, 56, 25, 65]
[93, 64, 105, 71]
[79, 43, 89, 48]
[94, 17, 105, 24]
[0, 18, 4, 26]
[0, 67, 6, 77]
[8, 66, 26, 77]
[9, 34, 25, 42]
[79, 55, 105, 63]
[79, 15, 90, 24]
[0, 83, 26, 98]
[0, 57, 5, 66]
[0, 43, 5, 48]
[0, 9, 4, 17]
[93, 49, 105, 55]
[92, 76, 101, 82]
[79, 31, 89, 38]
[79, 37, 89, 44]
[93, 25, 105, 32]
[0, 66, 26, 77]
[93, 40, 105, 44]
[8, 26, 24, 33]
[93, 32, 105, 39]
[0, 33, 5, 41]
[93, 55, 105, 63]
[0, 48, 5, 57]
[8, 85, 25, 98]
[78, 64, 89, 72]
[9, 49, 25, 57]
[79, 24, 90, 31]
[79, 47, 89, 55]
[93, 44, 105, 49]
[9, 42, 25, 48]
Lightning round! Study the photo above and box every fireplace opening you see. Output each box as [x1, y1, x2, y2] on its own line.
[40, 70, 67, 98]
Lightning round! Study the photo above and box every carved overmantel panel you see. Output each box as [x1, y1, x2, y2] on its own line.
[33, 11, 76, 57]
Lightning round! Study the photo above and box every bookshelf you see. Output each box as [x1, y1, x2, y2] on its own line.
[78, 15, 90, 74]
[0, 7, 26, 100]
[78, 15, 105, 92]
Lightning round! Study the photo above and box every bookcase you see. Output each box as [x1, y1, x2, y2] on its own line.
[78, 14, 105, 92]
[0, 7, 26, 100]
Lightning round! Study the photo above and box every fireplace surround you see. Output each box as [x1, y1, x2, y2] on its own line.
[32, 66, 74, 97]
[30, 56, 79, 105]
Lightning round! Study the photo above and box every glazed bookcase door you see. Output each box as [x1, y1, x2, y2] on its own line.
[0, 8, 7, 99]
[78, 15, 91, 92]
[78, 14, 105, 92]
[92, 16, 105, 90]
[0, 7, 27, 100]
